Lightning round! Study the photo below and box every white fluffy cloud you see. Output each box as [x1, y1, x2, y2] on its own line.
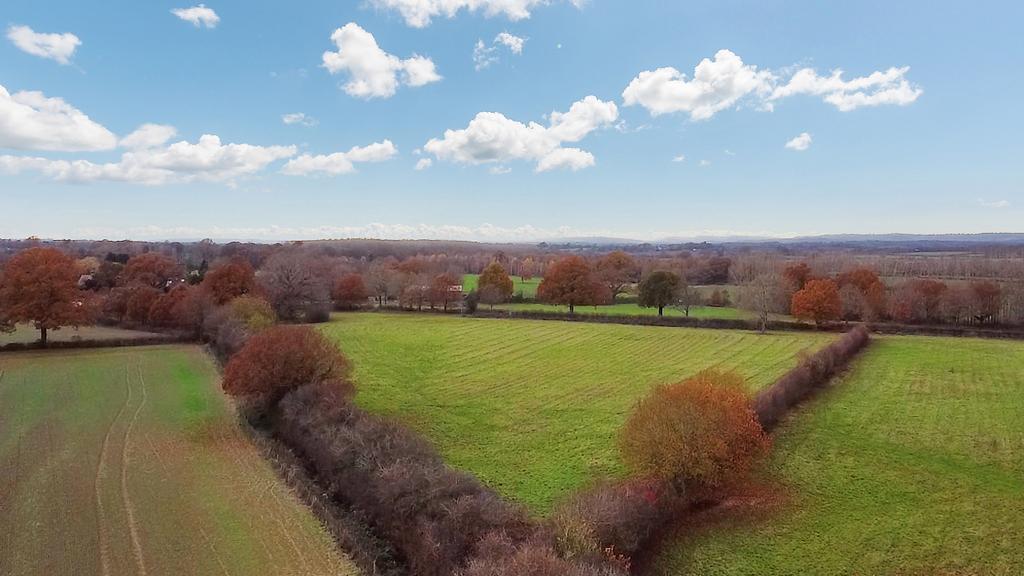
[6, 25, 81, 64]
[424, 95, 617, 172]
[624, 50, 922, 119]
[322, 23, 440, 99]
[171, 4, 220, 28]
[282, 140, 397, 176]
[120, 124, 178, 150]
[784, 132, 812, 151]
[282, 112, 318, 127]
[474, 32, 526, 70]
[2, 134, 296, 185]
[770, 66, 922, 111]
[0, 84, 117, 152]
[672, 154, 686, 163]
[623, 50, 775, 120]
[368, 0, 582, 28]
[415, 158, 433, 170]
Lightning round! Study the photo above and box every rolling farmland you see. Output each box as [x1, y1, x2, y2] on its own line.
[653, 335, 1024, 575]
[0, 345, 357, 576]
[321, 313, 834, 512]
[491, 301, 754, 320]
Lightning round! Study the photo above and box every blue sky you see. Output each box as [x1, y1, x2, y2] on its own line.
[1, 0, 1021, 241]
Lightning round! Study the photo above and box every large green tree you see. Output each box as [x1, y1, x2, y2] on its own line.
[638, 270, 680, 316]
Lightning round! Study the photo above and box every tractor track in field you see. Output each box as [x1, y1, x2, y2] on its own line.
[120, 362, 149, 576]
[94, 366, 132, 576]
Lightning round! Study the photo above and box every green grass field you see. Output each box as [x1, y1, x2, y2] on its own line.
[0, 345, 357, 576]
[462, 273, 540, 298]
[322, 313, 833, 512]
[492, 301, 753, 320]
[0, 324, 162, 346]
[653, 335, 1024, 575]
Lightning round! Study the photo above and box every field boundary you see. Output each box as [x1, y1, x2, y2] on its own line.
[346, 308, 1024, 340]
[0, 334, 190, 354]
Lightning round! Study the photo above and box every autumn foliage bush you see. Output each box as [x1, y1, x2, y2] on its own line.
[618, 370, 770, 498]
[752, 325, 870, 431]
[791, 278, 842, 325]
[222, 325, 350, 409]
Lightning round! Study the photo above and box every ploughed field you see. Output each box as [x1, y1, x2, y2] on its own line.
[0, 345, 356, 576]
[653, 335, 1024, 575]
[321, 313, 834, 512]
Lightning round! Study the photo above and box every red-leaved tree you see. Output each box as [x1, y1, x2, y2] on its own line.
[0, 247, 92, 345]
[333, 273, 369, 310]
[222, 325, 350, 409]
[537, 256, 608, 313]
[202, 258, 256, 305]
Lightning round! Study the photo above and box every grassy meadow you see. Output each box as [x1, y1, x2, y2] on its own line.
[653, 335, 1024, 575]
[321, 313, 833, 512]
[491, 301, 753, 320]
[0, 345, 356, 576]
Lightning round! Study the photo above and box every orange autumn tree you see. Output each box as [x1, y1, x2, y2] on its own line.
[477, 261, 514, 307]
[333, 273, 369, 310]
[202, 258, 256, 305]
[537, 256, 607, 313]
[618, 370, 769, 497]
[121, 252, 184, 290]
[0, 247, 91, 345]
[791, 278, 842, 325]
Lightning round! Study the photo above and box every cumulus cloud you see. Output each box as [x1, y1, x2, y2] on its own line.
[623, 50, 775, 120]
[1, 134, 296, 185]
[672, 154, 686, 163]
[770, 66, 922, 111]
[120, 124, 178, 150]
[282, 112, 318, 127]
[368, 0, 582, 28]
[0, 84, 117, 152]
[624, 50, 922, 119]
[784, 132, 812, 151]
[474, 32, 527, 70]
[322, 23, 440, 99]
[6, 25, 81, 64]
[415, 157, 433, 170]
[171, 4, 220, 28]
[423, 95, 617, 172]
[282, 140, 397, 176]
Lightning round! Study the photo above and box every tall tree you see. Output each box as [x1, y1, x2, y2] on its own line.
[675, 279, 702, 317]
[430, 272, 461, 311]
[739, 274, 785, 333]
[638, 270, 680, 316]
[791, 278, 842, 326]
[258, 252, 330, 322]
[537, 256, 606, 313]
[0, 247, 91, 345]
[595, 250, 638, 301]
[783, 262, 812, 291]
[477, 262, 514, 304]
[333, 273, 369, 310]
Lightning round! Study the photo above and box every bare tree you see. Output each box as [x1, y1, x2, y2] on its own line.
[258, 252, 330, 322]
[740, 274, 785, 333]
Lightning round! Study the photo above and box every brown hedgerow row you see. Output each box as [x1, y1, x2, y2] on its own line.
[271, 381, 626, 576]
[752, 325, 871, 431]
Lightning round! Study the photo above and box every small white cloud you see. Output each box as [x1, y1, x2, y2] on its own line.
[672, 154, 686, 163]
[415, 157, 433, 170]
[771, 66, 922, 111]
[495, 32, 525, 54]
[699, 159, 711, 167]
[368, 0, 580, 28]
[423, 95, 617, 172]
[0, 84, 117, 152]
[6, 25, 81, 65]
[171, 4, 220, 28]
[978, 199, 1010, 209]
[473, 32, 526, 71]
[282, 140, 397, 176]
[120, 124, 178, 150]
[724, 149, 736, 156]
[322, 23, 441, 99]
[785, 132, 812, 151]
[489, 165, 511, 174]
[282, 112, 318, 127]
